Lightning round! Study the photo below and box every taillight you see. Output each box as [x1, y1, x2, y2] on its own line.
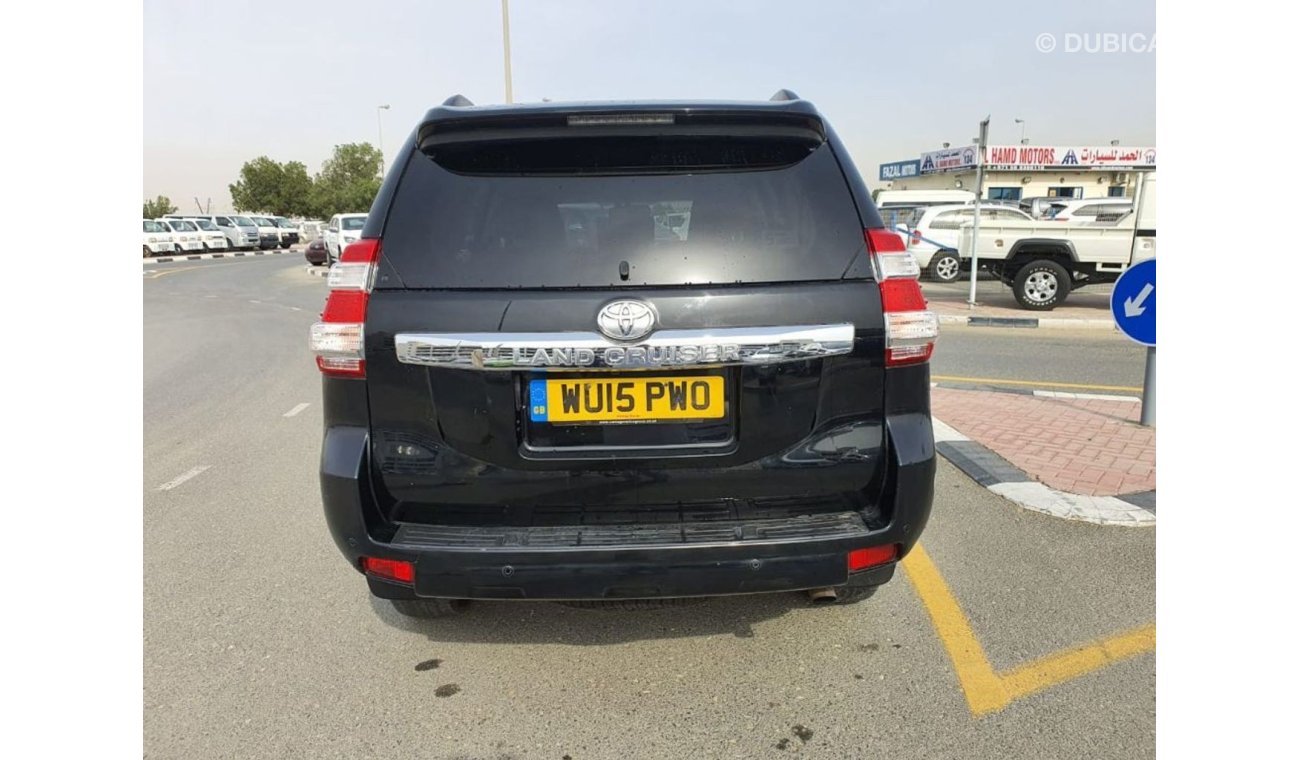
[361, 556, 414, 584]
[310, 239, 380, 378]
[910, 228, 922, 247]
[848, 545, 898, 573]
[866, 229, 938, 367]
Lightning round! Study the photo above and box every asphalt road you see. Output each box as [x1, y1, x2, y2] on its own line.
[144, 255, 1154, 759]
[932, 324, 1146, 391]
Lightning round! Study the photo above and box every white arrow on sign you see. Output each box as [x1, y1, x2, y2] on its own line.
[1124, 283, 1154, 318]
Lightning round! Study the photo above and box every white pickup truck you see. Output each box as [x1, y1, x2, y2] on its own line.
[957, 174, 1156, 310]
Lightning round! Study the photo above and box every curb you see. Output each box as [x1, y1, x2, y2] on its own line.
[143, 248, 301, 264]
[305, 265, 329, 277]
[937, 314, 1115, 330]
[932, 383, 1140, 403]
[932, 416, 1155, 526]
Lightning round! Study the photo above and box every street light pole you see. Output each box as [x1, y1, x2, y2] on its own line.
[1015, 118, 1026, 144]
[968, 116, 990, 308]
[376, 104, 391, 179]
[502, 0, 513, 103]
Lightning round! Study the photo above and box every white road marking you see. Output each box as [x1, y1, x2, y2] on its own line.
[249, 299, 262, 304]
[157, 465, 210, 492]
[1033, 390, 1140, 402]
[283, 403, 310, 418]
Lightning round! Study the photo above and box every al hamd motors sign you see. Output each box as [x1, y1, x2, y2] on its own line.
[984, 145, 1156, 170]
[919, 145, 979, 174]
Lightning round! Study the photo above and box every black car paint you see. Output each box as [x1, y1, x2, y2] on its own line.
[320, 96, 935, 602]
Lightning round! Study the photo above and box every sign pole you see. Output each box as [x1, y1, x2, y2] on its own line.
[1110, 258, 1156, 428]
[968, 116, 990, 307]
[1140, 346, 1155, 426]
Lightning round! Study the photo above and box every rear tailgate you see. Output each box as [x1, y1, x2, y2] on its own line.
[362, 107, 888, 515]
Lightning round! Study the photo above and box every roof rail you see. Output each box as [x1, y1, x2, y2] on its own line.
[769, 89, 801, 102]
[442, 94, 475, 107]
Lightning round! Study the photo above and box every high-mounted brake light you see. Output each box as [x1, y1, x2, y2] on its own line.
[310, 239, 380, 378]
[566, 113, 675, 126]
[866, 229, 938, 367]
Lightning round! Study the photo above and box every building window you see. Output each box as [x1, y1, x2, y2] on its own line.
[1108, 186, 1127, 197]
[987, 187, 1022, 202]
[1047, 186, 1082, 198]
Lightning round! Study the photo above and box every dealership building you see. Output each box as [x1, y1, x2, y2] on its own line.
[877, 144, 1156, 201]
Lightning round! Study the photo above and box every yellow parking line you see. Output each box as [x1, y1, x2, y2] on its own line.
[901, 543, 1009, 715]
[999, 624, 1156, 703]
[932, 374, 1143, 393]
[901, 543, 1155, 717]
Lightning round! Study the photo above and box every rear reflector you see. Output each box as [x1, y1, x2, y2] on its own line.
[867, 229, 938, 367]
[361, 557, 414, 584]
[310, 239, 380, 378]
[848, 545, 898, 573]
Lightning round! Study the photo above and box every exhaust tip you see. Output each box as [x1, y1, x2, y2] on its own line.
[807, 587, 838, 604]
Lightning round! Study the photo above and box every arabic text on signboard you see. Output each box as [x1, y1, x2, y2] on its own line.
[984, 145, 1156, 170]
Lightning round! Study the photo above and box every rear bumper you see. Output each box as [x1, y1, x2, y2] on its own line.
[320, 411, 934, 601]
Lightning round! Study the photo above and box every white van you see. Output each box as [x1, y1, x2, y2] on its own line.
[156, 218, 205, 253]
[205, 215, 260, 250]
[186, 217, 230, 251]
[143, 219, 176, 257]
[249, 215, 284, 249]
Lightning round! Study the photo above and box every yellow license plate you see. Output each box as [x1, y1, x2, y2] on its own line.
[528, 376, 726, 423]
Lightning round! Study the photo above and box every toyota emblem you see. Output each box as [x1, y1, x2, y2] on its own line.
[597, 300, 656, 341]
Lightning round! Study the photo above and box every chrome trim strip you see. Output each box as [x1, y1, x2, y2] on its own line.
[394, 323, 855, 371]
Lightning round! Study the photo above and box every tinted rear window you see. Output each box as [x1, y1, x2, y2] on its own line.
[379, 138, 865, 288]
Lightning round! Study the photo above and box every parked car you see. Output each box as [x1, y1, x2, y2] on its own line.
[142, 219, 176, 257]
[324, 213, 367, 263]
[250, 215, 283, 249]
[310, 92, 937, 618]
[155, 219, 205, 253]
[304, 237, 329, 266]
[958, 180, 1154, 310]
[206, 215, 260, 250]
[1046, 198, 1133, 224]
[184, 217, 230, 251]
[271, 217, 301, 248]
[902, 204, 1034, 282]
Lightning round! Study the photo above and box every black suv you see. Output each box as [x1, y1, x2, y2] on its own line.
[312, 92, 937, 618]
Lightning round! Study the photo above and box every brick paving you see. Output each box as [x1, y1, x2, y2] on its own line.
[931, 386, 1155, 497]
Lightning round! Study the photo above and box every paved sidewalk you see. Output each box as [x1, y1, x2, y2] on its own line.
[932, 385, 1155, 524]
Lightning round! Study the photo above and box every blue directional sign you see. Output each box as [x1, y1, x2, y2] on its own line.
[1111, 259, 1156, 346]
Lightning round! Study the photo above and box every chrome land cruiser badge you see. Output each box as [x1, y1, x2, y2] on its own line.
[597, 300, 656, 342]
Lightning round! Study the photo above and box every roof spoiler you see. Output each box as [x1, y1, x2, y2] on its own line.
[442, 94, 475, 107]
[769, 89, 801, 102]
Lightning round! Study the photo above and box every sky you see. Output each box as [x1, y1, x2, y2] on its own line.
[144, 0, 1155, 214]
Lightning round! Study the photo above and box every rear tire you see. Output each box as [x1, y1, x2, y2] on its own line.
[389, 598, 469, 619]
[928, 251, 961, 283]
[1012, 259, 1072, 311]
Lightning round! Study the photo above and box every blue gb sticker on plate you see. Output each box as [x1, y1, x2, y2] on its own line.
[528, 379, 549, 422]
